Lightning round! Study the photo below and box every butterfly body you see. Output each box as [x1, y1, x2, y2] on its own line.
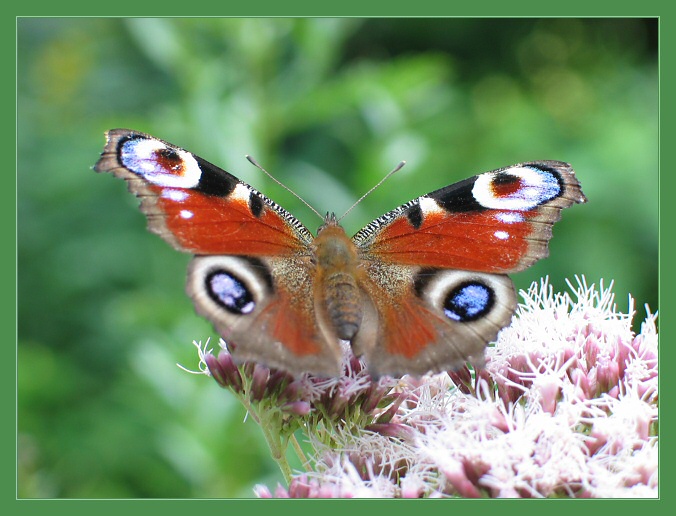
[95, 129, 586, 378]
[312, 218, 364, 341]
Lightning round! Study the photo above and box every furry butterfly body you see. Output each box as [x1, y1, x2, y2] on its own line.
[95, 129, 586, 377]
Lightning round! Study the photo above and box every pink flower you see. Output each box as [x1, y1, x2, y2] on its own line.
[190, 277, 657, 498]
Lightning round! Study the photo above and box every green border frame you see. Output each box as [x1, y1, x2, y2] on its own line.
[9, 3, 668, 515]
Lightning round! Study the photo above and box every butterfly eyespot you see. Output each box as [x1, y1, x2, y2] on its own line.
[206, 270, 256, 315]
[156, 147, 182, 171]
[119, 136, 202, 188]
[443, 281, 494, 322]
[472, 166, 562, 211]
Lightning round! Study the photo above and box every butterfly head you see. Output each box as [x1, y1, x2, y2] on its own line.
[317, 212, 340, 233]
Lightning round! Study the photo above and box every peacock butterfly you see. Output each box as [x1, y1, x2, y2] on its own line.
[94, 129, 587, 378]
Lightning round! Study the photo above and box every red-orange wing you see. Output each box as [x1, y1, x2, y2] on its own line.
[96, 130, 347, 376]
[187, 255, 345, 377]
[94, 129, 313, 256]
[350, 162, 586, 377]
[353, 162, 586, 273]
[353, 265, 517, 377]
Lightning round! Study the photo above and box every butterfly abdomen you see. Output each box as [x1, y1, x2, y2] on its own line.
[323, 272, 362, 340]
[314, 219, 364, 341]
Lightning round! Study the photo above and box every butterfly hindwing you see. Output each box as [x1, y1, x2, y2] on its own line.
[187, 255, 344, 376]
[352, 263, 517, 377]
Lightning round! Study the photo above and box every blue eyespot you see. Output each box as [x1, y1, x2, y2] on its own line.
[444, 282, 494, 322]
[207, 271, 255, 315]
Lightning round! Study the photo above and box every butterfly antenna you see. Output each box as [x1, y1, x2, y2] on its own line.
[338, 161, 406, 222]
[246, 155, 323, 221]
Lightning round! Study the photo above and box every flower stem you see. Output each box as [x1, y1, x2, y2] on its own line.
[290, 433, 311, 472]
[237, 392, 293, 484]
[260, 423, 292, 484]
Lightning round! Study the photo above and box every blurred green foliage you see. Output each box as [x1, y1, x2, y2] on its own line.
[17, 18, 657, 498]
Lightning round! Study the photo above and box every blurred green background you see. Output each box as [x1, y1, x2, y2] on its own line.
[17, 18, 658, 498]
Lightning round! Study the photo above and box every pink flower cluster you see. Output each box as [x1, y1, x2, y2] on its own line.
[197, 277, 658, 498]
[203, 340, 402, 438]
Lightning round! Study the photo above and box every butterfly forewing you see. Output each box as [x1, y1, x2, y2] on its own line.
[353, 161, 587, 274]
[94, 129, 313, 256]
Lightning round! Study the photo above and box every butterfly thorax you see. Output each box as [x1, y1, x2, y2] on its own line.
[313, 220, 364, 341]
